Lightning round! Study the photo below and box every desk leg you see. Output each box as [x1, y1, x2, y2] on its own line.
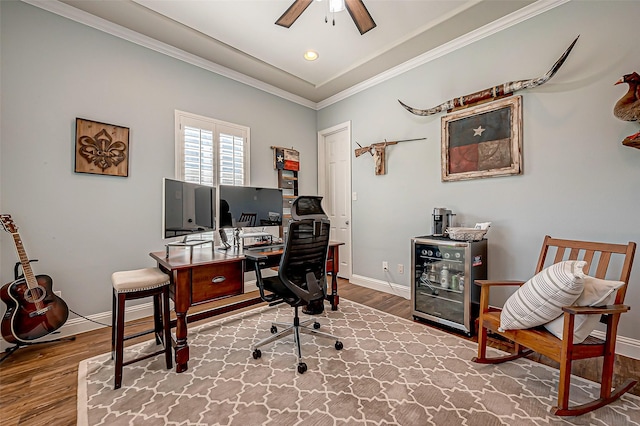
[329, 245, 340, 311]
[174, 311, 189, 373]
[330, 273, 339, 311]
[167, 268, 190, 373]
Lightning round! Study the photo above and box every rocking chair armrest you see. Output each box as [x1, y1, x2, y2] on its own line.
[562, 304, 630, 316]
[476, 281, 525, 311]
[474, 279, 526, 288]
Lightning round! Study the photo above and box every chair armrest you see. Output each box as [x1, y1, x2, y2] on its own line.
[244, 253, 280, 303]
[244, 253, 268, 263]
[475, 280, 526, 314]
[562, 304, 630, 316]
[475, 279, 525, 287]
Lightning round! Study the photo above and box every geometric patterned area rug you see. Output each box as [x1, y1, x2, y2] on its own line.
[78, 300, 640, 425]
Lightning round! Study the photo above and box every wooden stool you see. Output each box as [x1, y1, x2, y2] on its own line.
[111, 267, 172, 389]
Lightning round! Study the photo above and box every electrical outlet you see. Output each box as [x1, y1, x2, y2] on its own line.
[397, 264, 404, 274]
[54, 290, 62, 297]
[382, 261, 389, 271]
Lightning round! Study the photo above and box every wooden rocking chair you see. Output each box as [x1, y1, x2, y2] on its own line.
[473, 235, 636, 416]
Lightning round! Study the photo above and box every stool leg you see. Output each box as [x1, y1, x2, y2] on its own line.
[162, 287, 173, 369]
[114, 292, 126, 390]
[111, 289, 116, 360]
[153, 293, 162, 345]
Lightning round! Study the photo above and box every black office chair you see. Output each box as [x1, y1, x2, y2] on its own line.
[219, 199, 233, 228]
[245, 196, 343, 374]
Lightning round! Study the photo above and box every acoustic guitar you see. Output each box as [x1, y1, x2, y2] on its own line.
[0, 214, 69, 344]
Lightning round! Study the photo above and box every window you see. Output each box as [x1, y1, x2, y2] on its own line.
[175, 111, 250, 186]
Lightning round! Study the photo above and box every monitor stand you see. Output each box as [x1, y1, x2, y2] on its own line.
[165, 237, 213, 260]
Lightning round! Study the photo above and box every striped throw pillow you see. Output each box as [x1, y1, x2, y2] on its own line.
[543, 276, 624, 343]
[499, 260, 586, 331]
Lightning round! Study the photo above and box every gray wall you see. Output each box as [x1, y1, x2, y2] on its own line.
[318, 1, 640, 340]
[0, 1, 317, 317]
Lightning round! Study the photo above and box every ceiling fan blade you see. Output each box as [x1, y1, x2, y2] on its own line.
[345, 0, 376, 35]
[275, 0, 313, 28]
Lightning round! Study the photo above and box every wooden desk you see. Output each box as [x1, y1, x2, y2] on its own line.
[150, 241, 343, 372]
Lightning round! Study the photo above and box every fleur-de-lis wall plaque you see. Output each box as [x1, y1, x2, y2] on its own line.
[74, 118, 130, 177]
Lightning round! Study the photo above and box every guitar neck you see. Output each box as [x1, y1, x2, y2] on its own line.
[11, 232, 38, 288]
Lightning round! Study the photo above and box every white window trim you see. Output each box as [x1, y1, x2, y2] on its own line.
[174, 110, 250, 185]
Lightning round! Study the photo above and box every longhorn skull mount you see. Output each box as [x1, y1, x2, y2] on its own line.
[399, 36, 579, 117]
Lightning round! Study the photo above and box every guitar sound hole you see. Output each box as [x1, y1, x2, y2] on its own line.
[24, 286, 46, 304]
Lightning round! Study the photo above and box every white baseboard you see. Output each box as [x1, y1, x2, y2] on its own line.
[349, 274, 411, 300]
[347, 275, 640, 360]
[0, 281, 265, 353]
[591, 330, 640, 360]
[0, 302, 155, 352]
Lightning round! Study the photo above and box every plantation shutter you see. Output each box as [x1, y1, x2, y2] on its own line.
[176, 111, 249, 186]
[217, 124, 247, 186]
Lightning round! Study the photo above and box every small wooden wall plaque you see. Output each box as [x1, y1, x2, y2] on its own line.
[75, 118, 129, 177]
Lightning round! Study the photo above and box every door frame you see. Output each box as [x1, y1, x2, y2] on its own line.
[318, 121, 352, 279]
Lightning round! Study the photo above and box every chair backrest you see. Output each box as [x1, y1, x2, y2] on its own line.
[219, 199, 233, 227]
[291, 196, 326, 221]
[278, 196, 331, 304]
[238, 212, 256, 227]
[535, 235, 636, 304]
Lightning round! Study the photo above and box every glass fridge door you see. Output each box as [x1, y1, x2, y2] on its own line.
[413, 240, 468, 327]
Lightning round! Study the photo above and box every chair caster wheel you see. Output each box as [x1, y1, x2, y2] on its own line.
[335, 341, 343, 350]
[252, 349, 262, 359]
[270, 325, 277, 334]
[313, 322, 321, 329]
[297, 362, 307, 374]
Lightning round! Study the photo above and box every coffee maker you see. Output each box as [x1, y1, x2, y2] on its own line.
[432, 207, 455, 236]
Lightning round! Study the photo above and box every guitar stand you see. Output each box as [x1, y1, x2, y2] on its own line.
[0, 261, 76, 364]
[0, 334, 76, 364]
[15, 259, 37, 279]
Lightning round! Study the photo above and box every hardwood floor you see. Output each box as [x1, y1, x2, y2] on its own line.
[0, 279, 638, 425]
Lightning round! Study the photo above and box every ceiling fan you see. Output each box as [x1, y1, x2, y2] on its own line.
[276, 0, 376, 35]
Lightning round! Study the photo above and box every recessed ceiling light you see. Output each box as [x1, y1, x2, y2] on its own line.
[304, 50, 319, 61]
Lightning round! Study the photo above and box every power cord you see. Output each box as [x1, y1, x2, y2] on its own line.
[68, 307, 173, 328]
[68, 308, 111, 327]
[10, 263, 120, 329]
[382, 269, 401, 296]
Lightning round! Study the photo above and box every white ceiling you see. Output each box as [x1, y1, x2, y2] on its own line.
[131, 0, 477, 87]
[35, 0, 548, 107]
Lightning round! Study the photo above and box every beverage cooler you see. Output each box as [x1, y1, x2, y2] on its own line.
[411, 236, 487, 336]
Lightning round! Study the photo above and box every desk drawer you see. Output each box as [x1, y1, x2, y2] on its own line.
[191, 262, 243, 304]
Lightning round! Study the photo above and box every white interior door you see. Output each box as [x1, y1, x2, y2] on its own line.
[318, 122, 352, 279]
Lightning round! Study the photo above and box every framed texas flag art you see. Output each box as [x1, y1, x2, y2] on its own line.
[441, 95, 522, 182]
[273, 146, 300, 171]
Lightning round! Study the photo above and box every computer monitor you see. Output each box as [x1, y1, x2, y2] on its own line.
[162, 178, 216, 240]
[218, 185, 283, 228]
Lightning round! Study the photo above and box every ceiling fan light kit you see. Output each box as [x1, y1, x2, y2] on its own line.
[276, 0, 376, 35]
[329, 0, 346, 13]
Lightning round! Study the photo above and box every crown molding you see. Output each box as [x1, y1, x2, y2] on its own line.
[23, 0, 569, 111]
[21, 0, 317, 110]
[317, 0, 570, 110]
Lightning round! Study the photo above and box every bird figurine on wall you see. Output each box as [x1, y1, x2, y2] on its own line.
[614, 72, 640, 147]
